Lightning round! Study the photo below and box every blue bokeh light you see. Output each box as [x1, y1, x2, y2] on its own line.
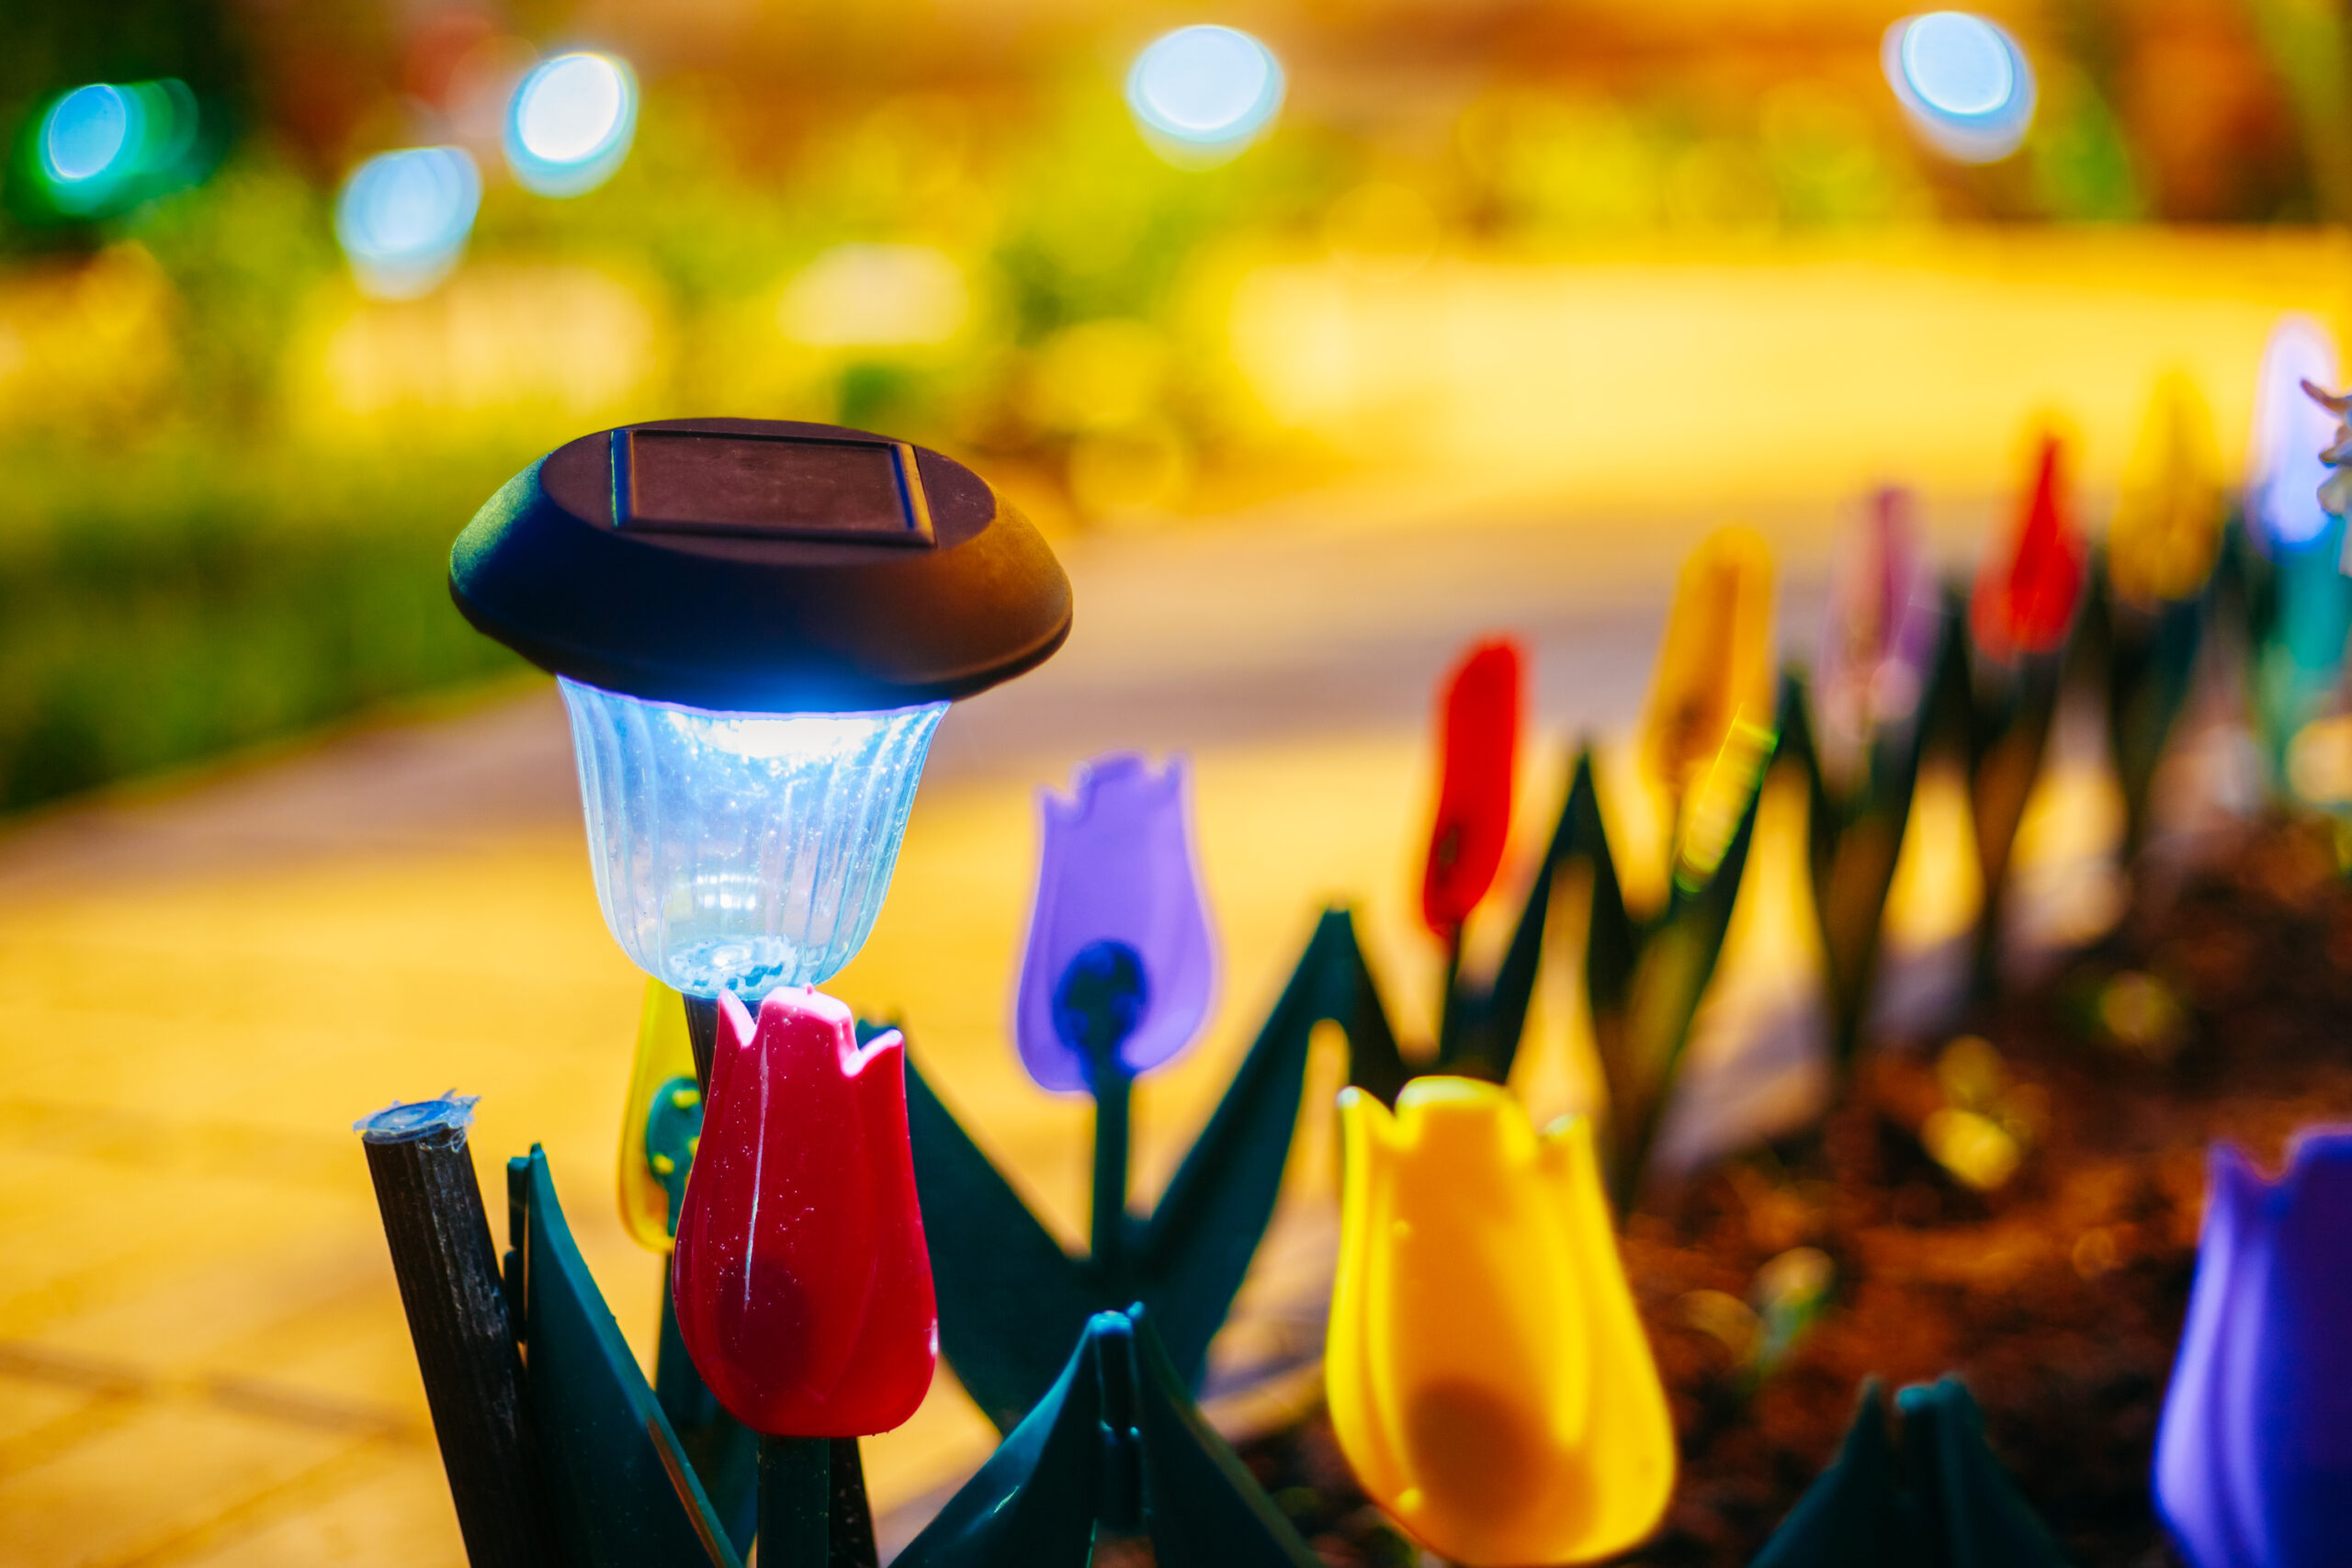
[29, 79, 203, 217]
[334, 147, 482, 299]
[505, 52, 637, 197]
[1883, 12, 2036, 164]
[1125, 25, 1284, 162]
[41, 85, 130, 185]
[2249, 313, 2341, 553]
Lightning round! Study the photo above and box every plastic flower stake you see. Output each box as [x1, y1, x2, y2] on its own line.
[614, 976, 761, 1551]
[1971, 434, 2086, 663]
[1421, 638, 1523, 942]
[1643, 525, 1775, 837]
[1799, 488, 1945, 1070]
[1013, 752, 1214, 1269]
[2104, 376, 2224, 861]
[1014, 753, 1215, 1092]
[2154, 1129, 2352, 1568]
[618, 976, 703, 1253]
[671, 987, 936, 1438]
[1964, 433, 2085, 996]
[1752, 1377, 2074, 1568]
[2240, 331, 2352, 788]
[1328, 1077, 1676, 1566]
[2109, 372, 2225, 609]
[1815, 486, 1938, 787]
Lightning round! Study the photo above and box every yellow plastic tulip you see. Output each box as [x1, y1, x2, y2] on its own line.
[1641, 525, 1775, 826]
[2109, 370, 2223, 606]
[1328, 1077, 1677, 1566]
[616, 976, 701, 1253]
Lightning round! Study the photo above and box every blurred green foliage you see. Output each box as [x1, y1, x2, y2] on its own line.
[0, 444, 522, 813]
[0, 1, 2329, 816]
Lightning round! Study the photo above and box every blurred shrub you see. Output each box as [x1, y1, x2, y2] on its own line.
[0, 444, 521, 813]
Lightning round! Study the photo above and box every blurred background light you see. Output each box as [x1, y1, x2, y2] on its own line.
[1883, 12, 2035, 164]
[505, 51, 636, 197]
[42, 85, 130, 185]
[779, 243, 969, 347]
[2246, 313, 2340, 552]
[1125, 25, 1284, 164]
[334, 146, 481, 300]
[30, 80, 202, 218]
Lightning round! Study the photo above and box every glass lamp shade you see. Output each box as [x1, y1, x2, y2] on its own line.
[560, 676, 947, 999]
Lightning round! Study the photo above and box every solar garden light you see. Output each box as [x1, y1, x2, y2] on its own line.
[453, 417, 1071, 1075]
[365, 419, 1069, 1567]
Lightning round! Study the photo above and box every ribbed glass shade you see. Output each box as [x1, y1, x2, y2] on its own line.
[560, 677, 947, 998]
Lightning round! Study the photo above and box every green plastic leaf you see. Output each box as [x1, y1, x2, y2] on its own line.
[1321, 908, 1411, 1107]
[507, 1148, 742, 1568]
[1139, 908, 1351, 1391]
[1571, 746, 1641, 1024]
[912, 910, 1402, 1434]
[652, 1291, 757, 1555]
[1598, 704, 1780, 1206]
[1754, 1377, 2075, 1568]
[892, 1308, 1320, 1568]
[1788, 645, 1939, 1071]
[2101, 570, 2204, 859]
[904, 1058, 1101, 1435]
[1437, 746, 1582, 1083]
[1749, 1379, 1903, 1567]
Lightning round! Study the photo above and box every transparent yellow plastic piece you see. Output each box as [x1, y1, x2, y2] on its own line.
[2109, 369, 2224, 607]
[1328, 1077, 1677, 1567]
[1641, 525, 1776, 814]
[617, 976, 699, 1254]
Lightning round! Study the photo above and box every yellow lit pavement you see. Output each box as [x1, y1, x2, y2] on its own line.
[0, 714, 1455, 1568]
[0, 498, 1673, 1566]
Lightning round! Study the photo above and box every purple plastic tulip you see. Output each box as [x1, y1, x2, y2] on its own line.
[1012, 753, 1216, 1093]
[1815, 486, 1939, 778]
[2155, 1128, 2352, 1568]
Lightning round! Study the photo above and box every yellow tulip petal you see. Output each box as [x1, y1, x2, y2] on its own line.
[2109, 370, 2223, 606]
[1329, 1077, 1678, 1566]
[616, 976, 698, 1253]
[1642, 525, 1776, 811]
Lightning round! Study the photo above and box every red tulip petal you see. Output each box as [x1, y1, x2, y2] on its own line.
[671, 987, 938, 1436]
[1973, 434, 2086, 660]
[1421, 638, 1524, 938]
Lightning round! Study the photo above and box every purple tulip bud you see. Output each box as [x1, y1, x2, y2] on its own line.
[2155, 1128, 2352, 1568]
[1012, 753, 1216, 1093]
[1816, 486, 1939, 779]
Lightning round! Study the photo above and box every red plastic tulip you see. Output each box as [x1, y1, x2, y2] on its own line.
[1420, 638, 1523, 939]
[1971, 434, 2086, 661]
[671, 987, 937, 1437]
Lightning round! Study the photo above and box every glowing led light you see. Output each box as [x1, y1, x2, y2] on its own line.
[2247, 313, 2341, 552]
[1883, 12, 2035, 164]
[504, 51, 636, 197]
[1125, 25, 1283, 162]
[562, 679, 948, 998]
[334, 146, 481, 299]
[41, 85, 130, 184]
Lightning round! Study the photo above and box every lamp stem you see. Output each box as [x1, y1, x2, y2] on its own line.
[758, 1435, 830, 1566]
[1089, 1061, 1134, 1276]
[683, 992, 721, 1092]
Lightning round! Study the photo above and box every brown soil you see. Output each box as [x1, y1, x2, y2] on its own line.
[1238, 816, 2352, 1567]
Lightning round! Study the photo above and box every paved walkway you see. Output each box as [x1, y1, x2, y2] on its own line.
[0, 497, 1865, 1565]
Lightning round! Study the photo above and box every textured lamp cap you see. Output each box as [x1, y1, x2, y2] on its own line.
[450, 418, 1072, 713]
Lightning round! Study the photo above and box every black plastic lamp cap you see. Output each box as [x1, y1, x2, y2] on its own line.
[449, 418, 1072, 714]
